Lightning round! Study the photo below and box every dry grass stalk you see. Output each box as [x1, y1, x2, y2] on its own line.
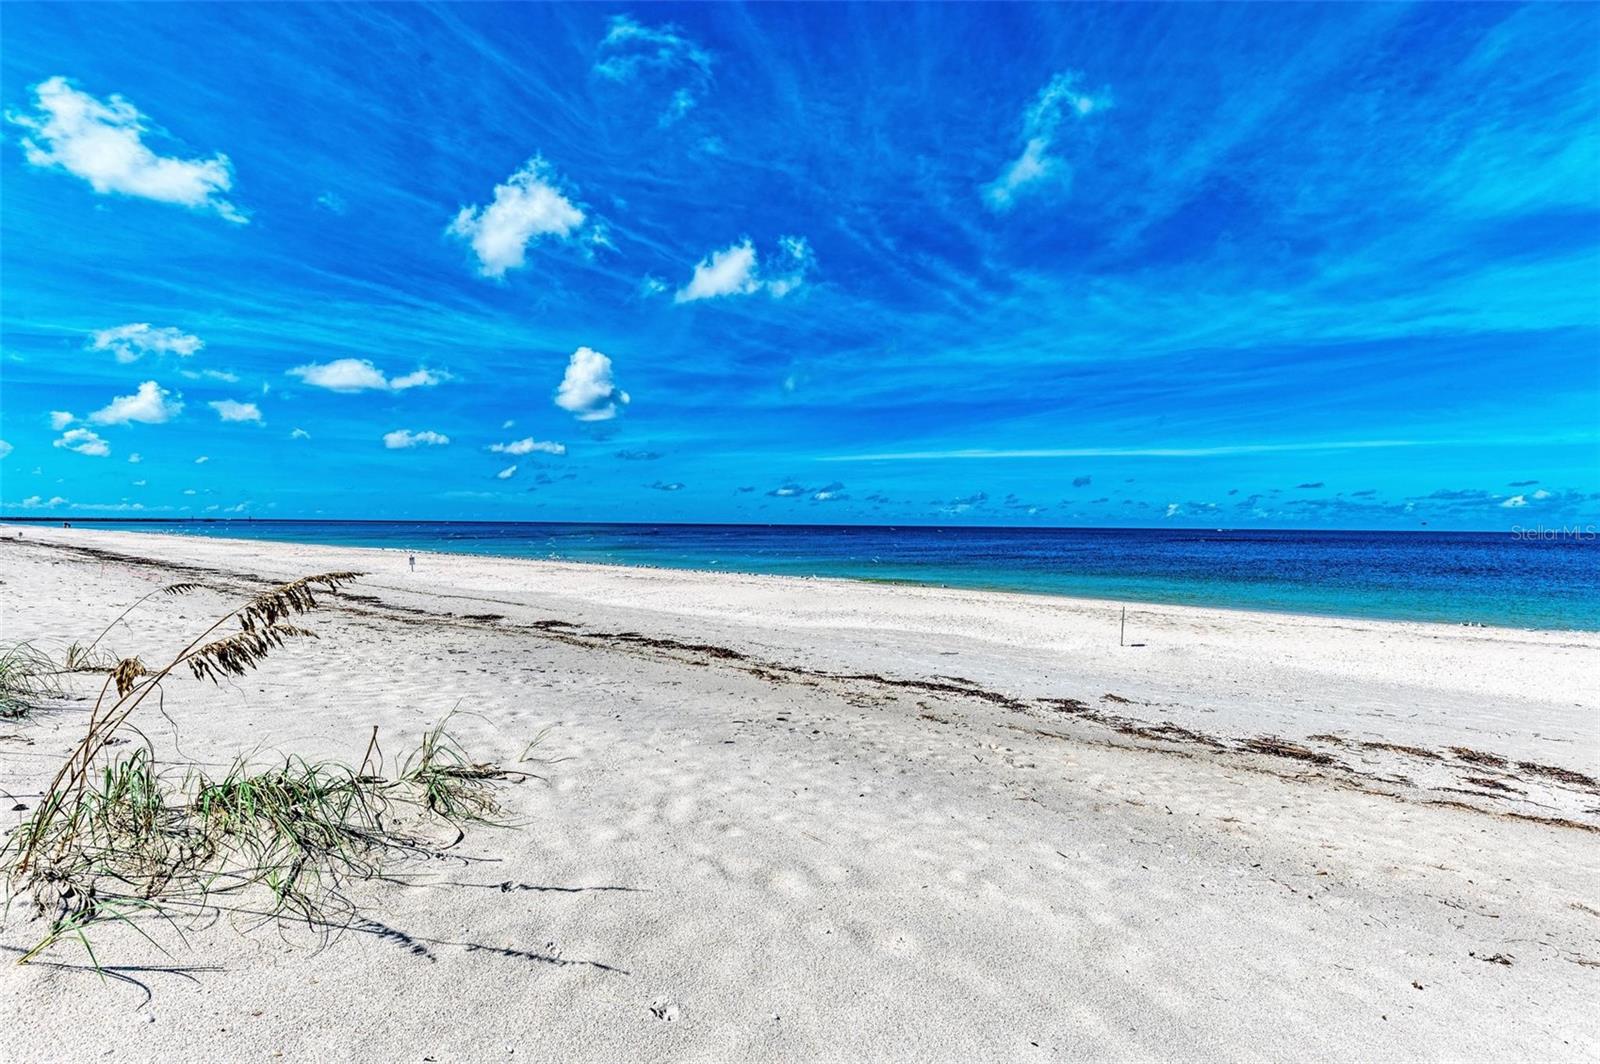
[4, 570, 527, 965]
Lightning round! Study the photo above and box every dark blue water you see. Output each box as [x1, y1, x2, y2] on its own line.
[18, 520, 1600, 630]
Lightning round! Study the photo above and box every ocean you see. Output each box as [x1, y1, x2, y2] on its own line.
[19, 520, 1600, 631]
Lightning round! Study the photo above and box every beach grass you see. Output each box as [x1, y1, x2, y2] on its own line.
[2, 571, 522, 965]
[0, 643, 62, 720]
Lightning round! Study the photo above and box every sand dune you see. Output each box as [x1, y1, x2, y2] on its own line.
[1, 526, 1595, 1061]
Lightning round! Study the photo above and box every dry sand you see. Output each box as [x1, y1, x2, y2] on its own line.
[0, 525, 1596, 1061]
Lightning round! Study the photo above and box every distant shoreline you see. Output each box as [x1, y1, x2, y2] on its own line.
[4, 518, 1596, 633]
[0, 514, 1547, 535]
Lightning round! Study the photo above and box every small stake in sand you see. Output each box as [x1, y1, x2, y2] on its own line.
[1120, 605, 1127, 647]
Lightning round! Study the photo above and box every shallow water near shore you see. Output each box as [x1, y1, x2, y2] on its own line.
[15, 520, 1598, 630]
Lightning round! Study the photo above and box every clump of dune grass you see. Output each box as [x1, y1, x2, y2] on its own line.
[0, 644, 63, 720]
[2, 572, 524, 965]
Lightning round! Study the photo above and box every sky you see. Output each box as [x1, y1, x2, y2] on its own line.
[1, 3, 1597, 529]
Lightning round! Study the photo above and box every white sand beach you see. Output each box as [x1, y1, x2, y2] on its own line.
[1, 525, 1596, 1061]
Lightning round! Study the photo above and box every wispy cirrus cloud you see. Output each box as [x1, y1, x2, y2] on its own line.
[10, 76, 245, 222]
[593, 15, 712, 127]
[821, 440, 1430, 462]
[983, 71, 1109, 211]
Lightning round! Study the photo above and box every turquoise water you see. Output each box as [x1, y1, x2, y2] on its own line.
[15, 520, 1600, 630]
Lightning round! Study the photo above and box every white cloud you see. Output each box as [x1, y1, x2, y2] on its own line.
[1532, 489, 1553, 500]
[53, 427, 110, 457]
[593, 15, 712, 126]
[20, 495, 69, 508]
[489, 437, 566, 456]
[675, 240, 757, 302]
[50, 411, 75, 429]
[1499, 494, 1527, 508]
[90, 323, 203, 363]
[0, 439, 11, 460]
[88, 380, 182, 425]
[983, 72, 1108, 211]
[383, 429, 449, 450]
[10, 76, 244, 223]
[447, 158, 586, 278]
[287, 358, 444, 393]
[501, 419, 515, 429]
[133, 479, 146, 487]
[1164, 503, 1182, 518]
[127, 452, 142, 463]
[554, 346, 629, 421]
[389, 368, 444, 390]
[194, 455, 209, 464]
[180, 368, 239, 383]
[673, 236, 813, 303]
[209, 399, 262, 424]
[290, 428, 310, 440]
[496, 464, 517, 480]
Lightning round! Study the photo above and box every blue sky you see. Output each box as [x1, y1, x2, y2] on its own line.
[2, 3, 1596, 529]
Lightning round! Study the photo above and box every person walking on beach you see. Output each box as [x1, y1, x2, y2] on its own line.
[408, 553, 416, 572]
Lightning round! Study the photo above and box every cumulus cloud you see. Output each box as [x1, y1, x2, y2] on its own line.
[983, 72, 1108, 211]
[383, 429, 449, 450]
[90, 323, 203, 363]
[673, 236, 814, 303]
[209, 399, 262, 423]
[593, 15, 712, 126]
[195, 455, 209, 464]
[649, 481, 684, 491]
[53, 427, 110, 456]
[89, 380, 182, 425]
[812, 482, 847, 502]
[20, 495, 69, 508]
[290, 428, 311, 440]
[447, 158, 586, 278]
[10, 77, 244, 222]
[0, 439, 11, 460]
[496, 464, 517, 480]
[1164, 502, 1182, 518]
[1500, 494, 1528, 508]
[767, 482, 806, 498]
[489, 437, 566, 456]
[287, 358, 444, 393]
[128, 452, 141, 463]
[554, 346, 629, 421]
[50, 411, 74, 429]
